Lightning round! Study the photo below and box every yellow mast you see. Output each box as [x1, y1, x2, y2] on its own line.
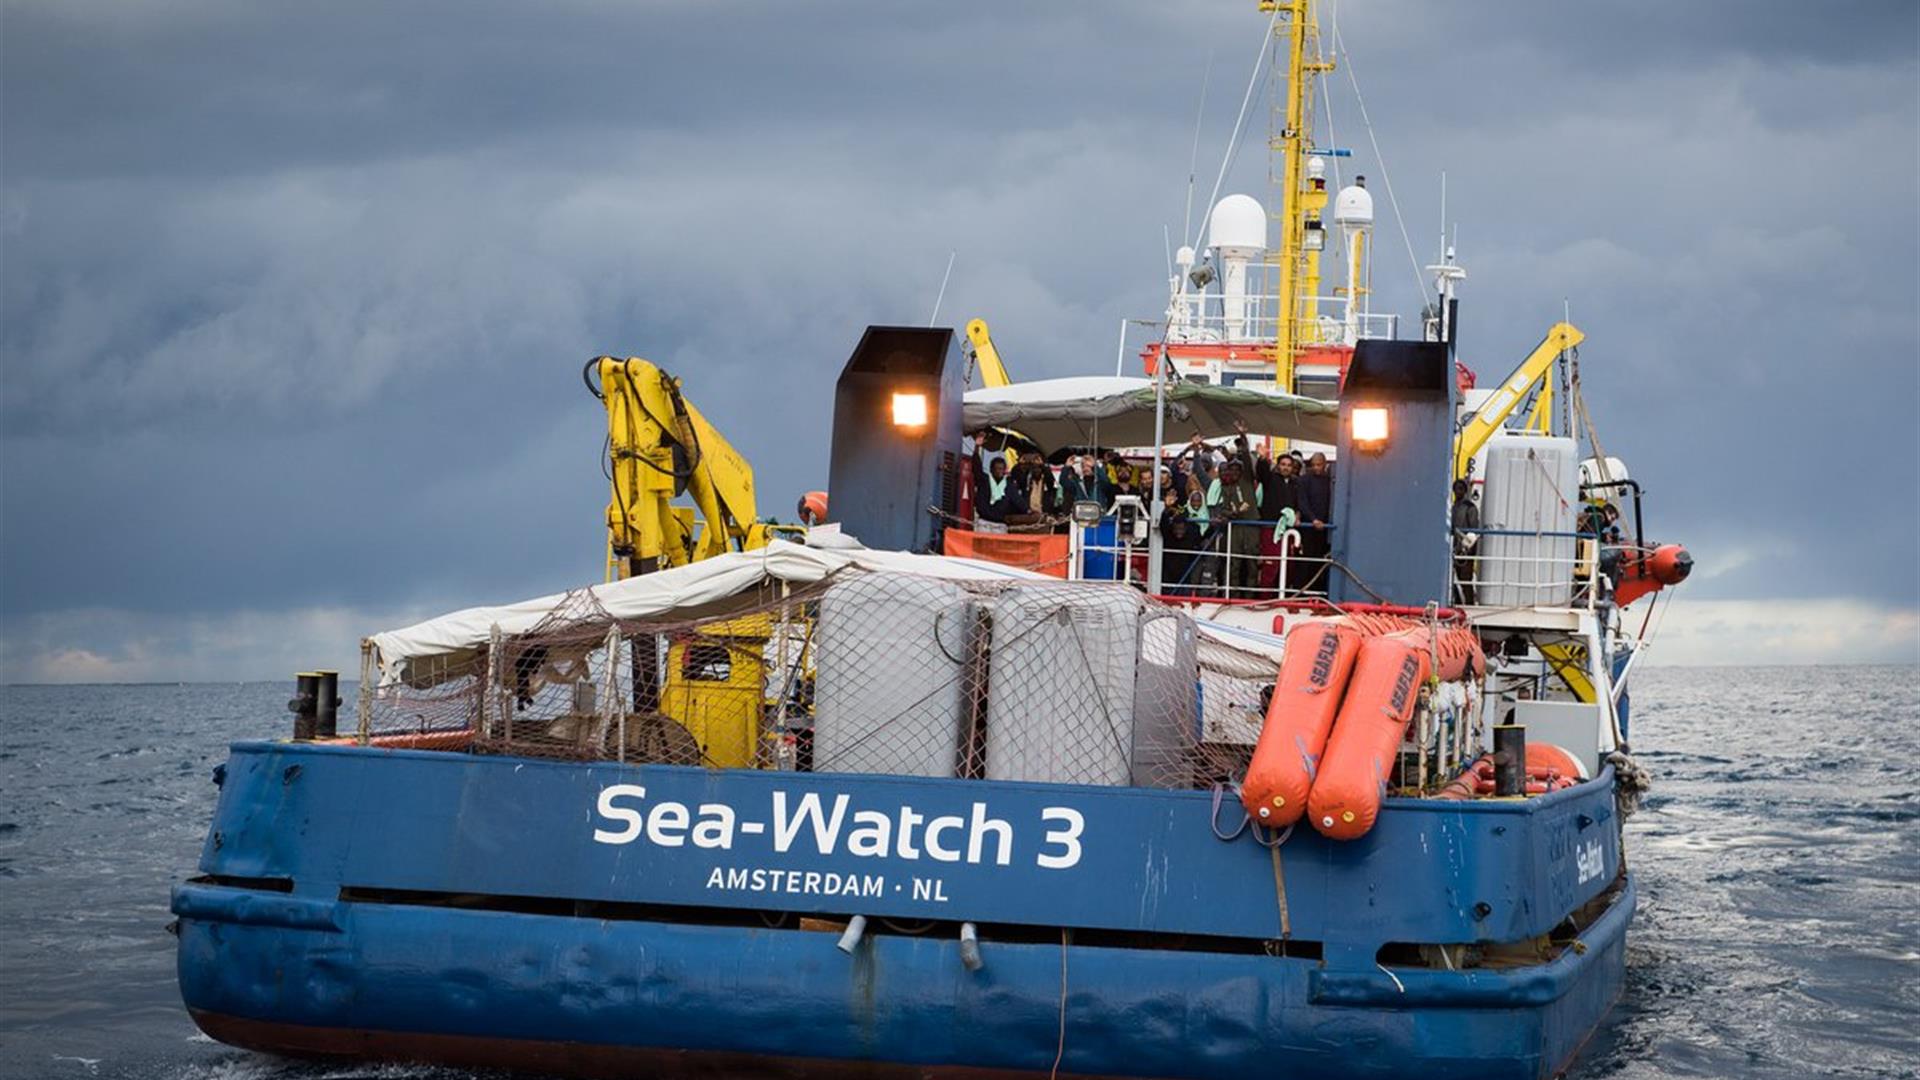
[1262, 0, 1331, 393]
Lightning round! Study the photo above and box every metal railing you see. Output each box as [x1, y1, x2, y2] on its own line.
[1450, 528, 1603, 610]
[1161, 292, 1400, 348]
[1073, 518, 1335, 601]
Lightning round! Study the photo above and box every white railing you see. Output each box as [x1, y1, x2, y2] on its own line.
[1161, 292, 1399, 348]
[1073, 520, 1334, 601]
[1450, 530, 1603, 610]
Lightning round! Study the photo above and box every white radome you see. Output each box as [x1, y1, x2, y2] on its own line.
[1333, 183, 1374, 226]
[1208, 194, 1267, 254]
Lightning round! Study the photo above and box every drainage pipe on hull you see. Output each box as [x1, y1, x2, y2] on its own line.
[959, 921, 983, 971]
[836, 915, 868, 955]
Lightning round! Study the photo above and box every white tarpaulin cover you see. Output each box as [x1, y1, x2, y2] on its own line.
[962, 376, 1338, 450]
[368, 537, 1285, 689]
[368, 540, 1049, 688]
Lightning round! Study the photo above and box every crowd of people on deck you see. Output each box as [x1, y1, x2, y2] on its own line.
[965, 423, 1335, 596]
[962, 425, 1634, 605]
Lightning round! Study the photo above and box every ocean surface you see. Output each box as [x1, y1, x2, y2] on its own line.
[1, 667, 1915, 1080]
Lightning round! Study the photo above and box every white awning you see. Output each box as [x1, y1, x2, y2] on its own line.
[367, 540, 1047, 688]
[962, 376, 1338, 450]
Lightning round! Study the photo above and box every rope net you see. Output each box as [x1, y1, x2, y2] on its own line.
[362, 570, 1269, 791]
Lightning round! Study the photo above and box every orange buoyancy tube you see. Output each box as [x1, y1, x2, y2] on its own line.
[1239, 620, 1365, 827]
[1307, 623, 1487, 840]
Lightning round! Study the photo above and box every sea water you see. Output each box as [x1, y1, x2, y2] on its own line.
[2, 668, 1915, 1080]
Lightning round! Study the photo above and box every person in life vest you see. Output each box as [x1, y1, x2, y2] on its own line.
[970, 448, 1014, 525]
[1210, 423, 1262, 594]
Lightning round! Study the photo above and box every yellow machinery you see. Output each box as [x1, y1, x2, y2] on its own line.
[589, 356, 771, 579]
[1452, 322, 1585, 480]
[587, 356, 774, 767]
[964, 318, 1013, 388]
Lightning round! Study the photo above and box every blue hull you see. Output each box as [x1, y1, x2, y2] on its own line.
[175, 742, 1632, 1079]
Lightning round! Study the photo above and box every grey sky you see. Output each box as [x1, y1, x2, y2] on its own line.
[3, 0, 1916, 680]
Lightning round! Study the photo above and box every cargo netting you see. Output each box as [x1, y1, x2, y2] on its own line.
[359, 570, 1275, 791]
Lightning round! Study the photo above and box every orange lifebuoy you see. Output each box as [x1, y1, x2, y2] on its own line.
[1239, 621, 1364, 828]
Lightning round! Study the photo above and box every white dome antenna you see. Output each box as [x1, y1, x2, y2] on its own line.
[1207, 194, 1266, 343]
[1333, 175, 1374, 227]
[1208, 194, 1267, 255]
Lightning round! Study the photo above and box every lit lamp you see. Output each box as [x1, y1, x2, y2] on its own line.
[891, 391, 928, 428]
[1351, 405, 1389, 452]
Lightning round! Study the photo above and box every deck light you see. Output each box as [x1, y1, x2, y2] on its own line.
[891, 391, 928, 428]
[1303, 218, 1326, 252]
[1351, 405, 1389, 450]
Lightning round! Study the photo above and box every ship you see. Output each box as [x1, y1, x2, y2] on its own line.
[172, 4, 1692, 1078]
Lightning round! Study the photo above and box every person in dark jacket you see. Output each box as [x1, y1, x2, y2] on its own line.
[1057, 455, 1108, 514]
[1005, 450, 1056, 527]
[1450, 478, 1480, 605]
[1296, 452, 1335, 590]
[1256, 451, 1303, 594]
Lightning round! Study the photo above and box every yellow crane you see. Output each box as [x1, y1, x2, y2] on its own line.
[587, 356, 770, 582]
[1452, 321, 1585, 480]
[964, 318, 1013, 388]
[585, 356, 774, 769]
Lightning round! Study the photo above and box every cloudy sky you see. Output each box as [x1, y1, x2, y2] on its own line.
[2, 0, 1915, 681]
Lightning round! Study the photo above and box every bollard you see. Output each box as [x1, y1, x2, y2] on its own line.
[1493, 724, 1527, 797]
[314, 671, 341, 739]
[289, 673, 320, 741]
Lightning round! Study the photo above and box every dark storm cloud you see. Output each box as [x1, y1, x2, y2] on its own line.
[1, 0, 1915, 678]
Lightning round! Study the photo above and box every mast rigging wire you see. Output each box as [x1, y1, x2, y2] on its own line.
[1182, 51, 1216, 249]
[1328, 2, 1432, 307]
[1187, 8, 1278, 257]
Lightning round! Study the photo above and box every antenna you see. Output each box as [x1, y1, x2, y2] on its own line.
[1182, 52, 1215, 247]
[1438, 170, 1448, 264]
[927, 251, 957, 327]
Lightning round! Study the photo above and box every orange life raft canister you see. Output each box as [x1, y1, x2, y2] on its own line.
[1238, 621, 1364, 828]
[1305, 623, 1486, 840]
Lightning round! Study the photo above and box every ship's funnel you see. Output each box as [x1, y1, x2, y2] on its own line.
[1208, 194, 1266, 343]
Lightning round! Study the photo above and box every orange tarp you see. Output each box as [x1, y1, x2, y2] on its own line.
[943, 529, 1070, 578]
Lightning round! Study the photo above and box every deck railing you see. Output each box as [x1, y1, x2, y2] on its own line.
[1450, 528, 1604, 611]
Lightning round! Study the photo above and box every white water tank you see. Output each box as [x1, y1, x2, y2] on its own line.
[982, 585, 1196, 787]
[814, 576, 976, 778]
[1477, 433, 1579, 607]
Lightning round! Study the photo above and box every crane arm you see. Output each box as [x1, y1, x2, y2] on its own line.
[965, 318, 1013, 388]
[1452, 321, 1585, 479]
[592, 356, 768, 580]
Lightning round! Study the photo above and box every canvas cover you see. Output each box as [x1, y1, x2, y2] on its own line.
[961, 376, 1338, 450]
[368, 537, 1285, 691]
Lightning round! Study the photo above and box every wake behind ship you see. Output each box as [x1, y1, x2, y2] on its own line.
[173, 3, 1690, 1077]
